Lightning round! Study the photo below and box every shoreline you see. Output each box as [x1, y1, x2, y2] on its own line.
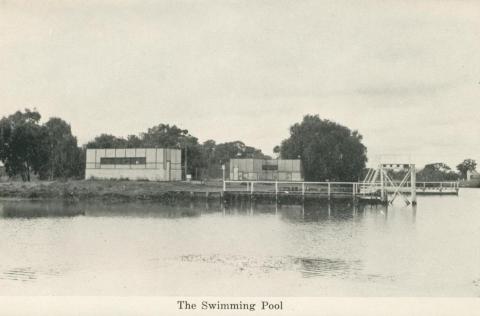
[0, 180, 382, 205]
[0, 180, 224, 203]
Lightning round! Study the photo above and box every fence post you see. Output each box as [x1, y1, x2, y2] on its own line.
[380, 165, 385, 203]
[222, 165, 226, 191]
[275, 181, 278, 203]
[251, 182, 254, 195]
[302, 182, 305, 196]
[328, 182, 331, 200]
[411, 164, 417, 205]
[353, 183, 356, 199]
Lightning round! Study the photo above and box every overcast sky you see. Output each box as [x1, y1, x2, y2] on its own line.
[1, 0, 479, 168]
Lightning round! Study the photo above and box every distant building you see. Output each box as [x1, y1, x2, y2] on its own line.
[85, 148, 182, 181]
[466, 170, 480, 181]
[229, 158, 303, 181]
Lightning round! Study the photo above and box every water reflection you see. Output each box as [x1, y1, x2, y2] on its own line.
[0, 200, 224, 219]
[0, 199, 393, 223]
[224, 200, 391, 223]
[0, 192, 478, 296]
[294, 257, 362, 278]
[0, 201, 85, 218]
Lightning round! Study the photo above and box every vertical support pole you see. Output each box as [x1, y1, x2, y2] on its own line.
[380, 164, 385, 203]
[184, 145, 188, 180]
[327, 182, 331, 200]
[353, 183, 356, 199]
[301, 182, 305, 203]
[250, 182, 254, 195]
[222, 164, 226, 192]
[411, 164, 417, 205]
[275, 181, 278, 203]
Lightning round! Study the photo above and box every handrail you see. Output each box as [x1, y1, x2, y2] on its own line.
[224, 180, 359, 185]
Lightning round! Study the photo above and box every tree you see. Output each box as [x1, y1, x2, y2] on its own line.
[417, 163, 459, 181]
[214, 141, 267, 162]
[42, 117, 83, 179]
[126, 135, 143, 148]
[85, 123, 269, 180]
[273, 145, 281, 158]
[201, 140, 217, 166]
[141, 124, 203, 176]
[86, 134, 128, 148]
[278, 114, 367, 181]
[456, 159, 477, 179]
[0, 109, 49, 181]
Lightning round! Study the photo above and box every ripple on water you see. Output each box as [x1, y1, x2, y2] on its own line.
[0, 267, 37, 282]
[293, 257, 362, 278]
[172, 254, 396, 284]
[0, 267, 61, 283]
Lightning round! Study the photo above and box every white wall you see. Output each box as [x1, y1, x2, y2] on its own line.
[85, 148, 182, 181]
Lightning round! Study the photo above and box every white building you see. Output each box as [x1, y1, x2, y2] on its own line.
[85, 148, 182, 181]
[229, 158, 303, 181]
[466, 169, 480, 181]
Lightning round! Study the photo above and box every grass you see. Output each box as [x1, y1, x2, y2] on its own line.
[0, 179, 223, 202]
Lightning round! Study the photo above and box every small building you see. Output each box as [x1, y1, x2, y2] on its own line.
[85, 148, 182, 181]
[466, 169, 480, 181]
[229, 158, 303, 181]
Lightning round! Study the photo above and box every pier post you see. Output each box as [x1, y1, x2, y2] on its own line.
[250, 181, 254, 195]
[275, 181, 278, 203]
[380, 164, 386, 203]
[411, 164, 417, 205]
[327, 182, 331, 200]
[222, 164, 226, 191]
[302, 182, 305, 202]
[352, 183, 356, 199]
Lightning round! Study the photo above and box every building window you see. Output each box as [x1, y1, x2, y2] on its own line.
[262, 164, 278, 171]
[100, 157, 146, 165]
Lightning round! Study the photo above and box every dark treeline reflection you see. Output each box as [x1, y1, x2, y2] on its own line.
[0, 200, 222, 219]
[0, 201, 85, 218]
[225, 200, 388, 222]
[0, 199, 389, 222]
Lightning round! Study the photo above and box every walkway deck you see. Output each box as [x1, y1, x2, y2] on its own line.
[223, 180, 459, 202]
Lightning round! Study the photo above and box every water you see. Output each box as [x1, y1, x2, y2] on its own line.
[0, 190, 479, 296]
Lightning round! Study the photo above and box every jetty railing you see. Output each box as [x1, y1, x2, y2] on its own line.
[224, 180, 365, 199]
[223, 180, 459, 199]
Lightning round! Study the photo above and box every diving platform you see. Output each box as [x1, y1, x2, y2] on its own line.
[222, 163, 459, 206]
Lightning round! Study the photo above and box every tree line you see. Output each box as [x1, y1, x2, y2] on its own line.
[0, 109, 270, 181]
[0, 109, 83, 181]
[85, 124, 269, 178]
[0, 109, 475, 182]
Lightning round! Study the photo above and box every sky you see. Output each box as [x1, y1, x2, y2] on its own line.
[1, 0, 479, 168]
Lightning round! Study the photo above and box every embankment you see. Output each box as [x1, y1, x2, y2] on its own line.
[0, 180, 223, 202]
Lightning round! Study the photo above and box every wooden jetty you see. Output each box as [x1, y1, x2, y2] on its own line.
[222, 179, 459, 205]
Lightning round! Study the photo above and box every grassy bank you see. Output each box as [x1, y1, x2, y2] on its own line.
[0, 180, 223, 202]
